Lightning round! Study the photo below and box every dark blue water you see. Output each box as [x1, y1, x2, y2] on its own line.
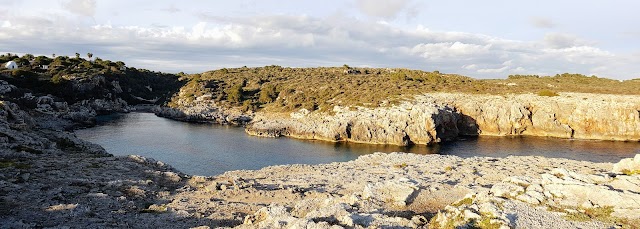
[74, 112, 640, 176]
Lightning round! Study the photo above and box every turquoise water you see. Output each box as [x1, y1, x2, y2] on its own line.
[75, 112, 640, 176]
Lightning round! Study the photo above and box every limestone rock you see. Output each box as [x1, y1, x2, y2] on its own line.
[612, 154, 640, 174]
[246, 100, 461, 146]
[242, 92, 640, 146]
[0, 80, 16, 94]
[490, 182, 524, 198]
[362, 178, 419, 206]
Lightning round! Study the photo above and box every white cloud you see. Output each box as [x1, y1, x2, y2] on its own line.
[408, 42, 492, 60]
[531, 17, 555, 28]
[62, 0, 96, 17]
[160, 5, 181, 13]
[543, 33, 591, 49]
[355, 0, 412, 19]
[477, 66, 509, 73]
[0, 12, 638, 80]
[477, 60, 513, 73]
[462, 64, 478, 70]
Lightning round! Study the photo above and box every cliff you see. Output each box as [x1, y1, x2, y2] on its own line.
[154, 95, 252, 125]
[245, 100, 460, 145]
[245, 93, 640, 145]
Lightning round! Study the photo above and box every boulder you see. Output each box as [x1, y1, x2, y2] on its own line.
[612, 154, 640, 174]
[362, 178, 418, 206]
[0, 80, 16, 94]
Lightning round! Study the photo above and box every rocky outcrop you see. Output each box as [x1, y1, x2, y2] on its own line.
[77, 97, 129, 114]
[0, 80, 130, 130]
[155, 101, 252, 125]
[0, 80, 16, 94]
[246, 101, 462, 146]
[245, 93, 640, 145]
[433, 93, 640, 141]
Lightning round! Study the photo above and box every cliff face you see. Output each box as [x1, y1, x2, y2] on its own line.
[245, 93, 640, 145]
[438, 93, 640, 141]
[246, 100, 461, 146]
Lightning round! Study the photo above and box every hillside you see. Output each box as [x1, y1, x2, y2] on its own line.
[169, 66, 640, 114]
[1, 53, 182, 108]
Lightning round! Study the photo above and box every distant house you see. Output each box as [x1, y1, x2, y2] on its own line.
[39, 65, 49, 70]
[4, 61, 18, 69]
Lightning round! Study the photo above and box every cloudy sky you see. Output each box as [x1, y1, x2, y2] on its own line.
[1, 0, 639, 79]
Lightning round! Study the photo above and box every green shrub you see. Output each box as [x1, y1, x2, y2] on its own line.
[241, 100, 257, 112]
[165, 66, 640, 113]
[258, 84, 277, 103]
[538, 89, 559, 97]
[226, 84, 243, 103]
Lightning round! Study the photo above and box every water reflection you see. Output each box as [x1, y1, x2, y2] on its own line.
[75, 112, 639, 176]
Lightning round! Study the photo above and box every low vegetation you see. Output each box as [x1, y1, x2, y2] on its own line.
[1, 53, 182, 105]
[168, 66, 640, 112]
[4, 54, 638, 112]
[537, 89, 559, 97]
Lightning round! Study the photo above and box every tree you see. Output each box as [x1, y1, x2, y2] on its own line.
[87, 53, 93, 60]
[75, 53, 80, 59]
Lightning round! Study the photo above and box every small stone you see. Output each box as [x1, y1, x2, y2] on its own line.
[19, 173, 30, 181]
[516, 193, 540, 205]
[204, 182, 218, 192]
[463, 210, 481, 220]
[490, 182, 524, 198]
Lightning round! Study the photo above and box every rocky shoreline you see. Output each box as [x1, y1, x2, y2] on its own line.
[3, 104, 640, 228]
[162, 92, 640, 146]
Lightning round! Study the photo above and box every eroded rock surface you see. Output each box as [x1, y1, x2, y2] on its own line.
[244, 93, 640, 145]
[154, 103, 252, 125]
[431, 157, 640, 228]
[246, 101, 462, 146]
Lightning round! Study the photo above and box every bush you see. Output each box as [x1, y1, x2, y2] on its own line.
[226, 84, 243, 103]
[302, 101, 317, 111]
[538, 89, 559, 97]
[259, 84, 277, 103]
[241, 100, 256, 112]
[166, 66, 640, 113]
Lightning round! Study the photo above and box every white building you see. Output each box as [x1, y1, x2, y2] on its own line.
[4, 61, 18, 69]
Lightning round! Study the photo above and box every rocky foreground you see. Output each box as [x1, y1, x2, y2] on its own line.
[3, 96, 640, 228]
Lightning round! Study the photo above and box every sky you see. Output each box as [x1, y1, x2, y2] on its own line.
[1, 0, 639, 79]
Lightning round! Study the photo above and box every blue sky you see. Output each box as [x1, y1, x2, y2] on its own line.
[1, 0, 639, 79]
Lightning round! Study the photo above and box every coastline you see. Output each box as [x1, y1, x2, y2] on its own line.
[160, 92, 640, 146]
[3, 117, 640, 228]
[3, 97, 640, 228]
